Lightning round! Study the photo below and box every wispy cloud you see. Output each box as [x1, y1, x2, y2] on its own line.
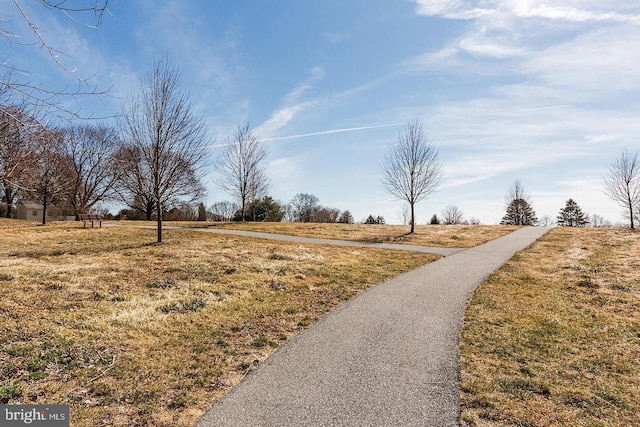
[254, 67, 325, 138]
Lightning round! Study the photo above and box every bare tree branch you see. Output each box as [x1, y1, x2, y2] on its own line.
[2, 1, 113, 120]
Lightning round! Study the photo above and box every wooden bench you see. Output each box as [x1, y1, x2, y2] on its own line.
[79, 213, 102, 228]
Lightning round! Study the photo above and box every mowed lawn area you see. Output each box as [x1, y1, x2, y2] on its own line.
[0, 220, 440, 427]
[460, 227, 640, 426]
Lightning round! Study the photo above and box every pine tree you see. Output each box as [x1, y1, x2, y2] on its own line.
[501, 198, 537, 225]
[430, 214, 440, 225]
[556, 199, 588, 227]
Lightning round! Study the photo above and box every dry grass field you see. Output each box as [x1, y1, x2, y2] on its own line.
[460, 227, 640, 426]
[165, 222, 520, 248]
[0, 219, 439, 426]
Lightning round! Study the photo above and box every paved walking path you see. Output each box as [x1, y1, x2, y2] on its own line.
[194, 226, 550, 426]
[160, 226, 462, 257]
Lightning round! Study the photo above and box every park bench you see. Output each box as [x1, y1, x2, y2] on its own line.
[78, 213, 102, 228]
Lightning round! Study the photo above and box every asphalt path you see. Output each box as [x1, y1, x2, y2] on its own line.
[189, 226, 549, 426]
[160, 226, 462, 257]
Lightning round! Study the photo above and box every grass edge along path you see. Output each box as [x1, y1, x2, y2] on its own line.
[459, 227, 640, 427]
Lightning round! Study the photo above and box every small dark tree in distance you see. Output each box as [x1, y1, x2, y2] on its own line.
[500, 180, 537, 226]
[430, 214, 440, 225]
[338, 210, 354, 224]
[556, 199, 588, 227]
[197, 202, 207, 221]
[501, 199, 537, 225]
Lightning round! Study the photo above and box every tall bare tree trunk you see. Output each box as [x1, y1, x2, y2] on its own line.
[157, 201, 163, 243]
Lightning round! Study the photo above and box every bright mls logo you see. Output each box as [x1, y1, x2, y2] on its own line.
[1, 405, 69, 426]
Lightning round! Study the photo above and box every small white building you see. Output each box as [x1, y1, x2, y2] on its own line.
[15, 201, 56, 223]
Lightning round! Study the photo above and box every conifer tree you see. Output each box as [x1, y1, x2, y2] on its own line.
[501, 199, 537, 225]
[556, 199, 588, 227]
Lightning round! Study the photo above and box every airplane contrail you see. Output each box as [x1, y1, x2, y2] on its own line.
[261, 123, 401, 142]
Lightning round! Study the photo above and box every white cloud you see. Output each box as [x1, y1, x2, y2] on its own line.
[414, 0, 640, 23]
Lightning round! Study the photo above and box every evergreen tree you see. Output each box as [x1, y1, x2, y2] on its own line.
[365, 215, 377, 224]
[430, 214, 440, 225]
[337, 210, 354, 224]
[556, 199, 588, 227]
[501, 198, 537, 226]
[197, 202, 207, 221]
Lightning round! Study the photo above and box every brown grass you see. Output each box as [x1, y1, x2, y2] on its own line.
[157, 221, 520, 248]
[459, 227, 640, 426]
[0, 219, 437, 426]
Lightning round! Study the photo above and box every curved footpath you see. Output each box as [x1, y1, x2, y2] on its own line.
[161, 226, 461, 257]
[188, 226, 550, 426]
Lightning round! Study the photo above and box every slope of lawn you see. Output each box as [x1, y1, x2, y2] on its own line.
[0, 220, 439, 426]
[460, 227, 640, 426]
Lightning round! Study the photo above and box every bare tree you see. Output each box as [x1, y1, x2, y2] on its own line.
[603, 149, 640, 230]
[208, 201, 238, 222]
[0, 105, 40, 217]
[113, 145, 156, 220]
[119, 59, 210, 243]
[381, 121, 444, 233]
[505, 179, 529, 205]
[216, 123, 269, 221]
[442, 205, 464, 225]
[290, 193, 320, 223]
[397, 204, 410, 225]
[2, 1, 112, 120]
[63, 124, 120, 217]
[539, 214, 555, 227]
[26, 128, 72, 224]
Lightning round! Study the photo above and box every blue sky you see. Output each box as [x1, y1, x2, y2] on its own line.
[5, 0, 640, 224]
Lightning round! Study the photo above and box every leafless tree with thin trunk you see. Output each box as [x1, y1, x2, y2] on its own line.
[505, 179, 529, 206]
[397, 204, 410, 225]
[603, 149, 640, 230]
[208, 201, 238, 222]
[442, 205, 464, 225]
[215, 123, 269, 221]
[63, 124, 120, 217]
[113, 145, 155, 220]
[2, 1, 113, 120]
[26, 128, 72, 224]
[381, 121, 444, 234]
[0, 104, 40, 217]
[119, 59, 211, 243]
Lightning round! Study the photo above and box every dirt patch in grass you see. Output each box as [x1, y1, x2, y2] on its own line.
[0, 221, 437, 426]
[158, 221, 519, 248]
[459, 227, 640, 426]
